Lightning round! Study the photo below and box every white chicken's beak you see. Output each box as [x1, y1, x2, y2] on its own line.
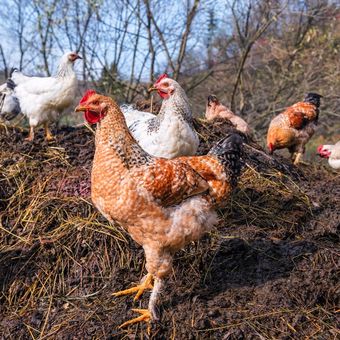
[70, 54, 82, 62]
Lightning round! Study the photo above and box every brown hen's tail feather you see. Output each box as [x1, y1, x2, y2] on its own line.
[208, 134, 244, 188]
[304, 92, 322, 108]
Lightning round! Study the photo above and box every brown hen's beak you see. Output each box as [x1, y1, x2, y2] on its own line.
[75, 105, 86, 112]
[148, 86, 158, 92]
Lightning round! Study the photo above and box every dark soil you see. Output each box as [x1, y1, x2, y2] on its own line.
[0, 124, 339, 339]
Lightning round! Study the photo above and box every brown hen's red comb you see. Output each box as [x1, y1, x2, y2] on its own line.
[155, 73, 168, 84]
[80, 90, 96, 104]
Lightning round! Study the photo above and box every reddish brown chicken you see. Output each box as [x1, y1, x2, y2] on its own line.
[267, 93, 322, 164]
[75, 90, 243, 330]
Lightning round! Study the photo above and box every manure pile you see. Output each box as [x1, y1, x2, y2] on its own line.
[0, 123, 338, 339]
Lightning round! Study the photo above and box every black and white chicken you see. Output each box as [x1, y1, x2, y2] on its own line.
[121, 74, 199, 159]
[0, 82, 21, 121]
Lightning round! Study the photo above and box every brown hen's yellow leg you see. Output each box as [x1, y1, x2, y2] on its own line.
[293, 152, 302, 165]
[112, 273, 153, 301]
[0, 122, 8, 134]
[25, 126, 34, 141]
[118, 309, 151, 329]
[44, 123, 54, 141]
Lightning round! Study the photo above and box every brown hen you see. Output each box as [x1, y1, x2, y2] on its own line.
[75, 90, 243, 330]
[206, 95, 252, 135]
[267, 93, 322, 164]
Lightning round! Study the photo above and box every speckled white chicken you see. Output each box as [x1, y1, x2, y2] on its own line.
[121, 74, 199, 159]
[8, 51, 81, 141]
[0, 82, 21, 121]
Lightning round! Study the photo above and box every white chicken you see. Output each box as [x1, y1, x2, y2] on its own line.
[7, 51, 81, 141]
[317, 141, 340, 169]
[121, 74, 199, 158]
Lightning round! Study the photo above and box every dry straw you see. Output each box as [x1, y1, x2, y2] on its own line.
[0, 121, 337, 339]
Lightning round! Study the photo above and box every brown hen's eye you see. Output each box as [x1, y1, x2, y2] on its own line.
[92, 101, 99, 105]
[162, 82, 169, 87]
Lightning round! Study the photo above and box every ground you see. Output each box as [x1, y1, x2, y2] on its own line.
[0, 124, 338, 339]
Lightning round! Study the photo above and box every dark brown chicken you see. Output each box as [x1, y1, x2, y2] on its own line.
[267, 93, 322, 164]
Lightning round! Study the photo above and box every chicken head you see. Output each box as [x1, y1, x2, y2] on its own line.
[317, 145, 331, 158]
[67, 52, 82, 62]
[149, 74, 176, 99]
[75, 90, 111, 124]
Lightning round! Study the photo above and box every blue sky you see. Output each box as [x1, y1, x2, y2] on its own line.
[0, 0, 230, 81]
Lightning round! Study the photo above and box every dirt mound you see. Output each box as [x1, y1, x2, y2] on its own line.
[0, 125, 338, 339]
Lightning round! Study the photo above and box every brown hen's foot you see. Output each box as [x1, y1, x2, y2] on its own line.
[297, 160, 310, 166]
[44, 124, 55, 141]
[293, 152, 303, 165]
[45, 134, 55, 141]
[112, 273, 153, 301]
[118, 308, 151, 331]
[0, 123, 8, 134]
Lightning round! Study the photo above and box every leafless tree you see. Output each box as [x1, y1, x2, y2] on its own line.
[228, 0, 284, 112]
[0, 0, 338, 139]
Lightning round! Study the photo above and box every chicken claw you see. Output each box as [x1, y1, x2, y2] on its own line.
[112, 273, 153, 301]
[25, 126, 34, 141]
[44, 123, 55, 141]
[118, 308, 151, 331]
[293, 152, 302, 165]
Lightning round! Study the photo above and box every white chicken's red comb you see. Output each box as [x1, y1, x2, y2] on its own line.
[317, 145, 324, 153]
[155, 73, 169, 84]
[80, 89, 97, 104]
